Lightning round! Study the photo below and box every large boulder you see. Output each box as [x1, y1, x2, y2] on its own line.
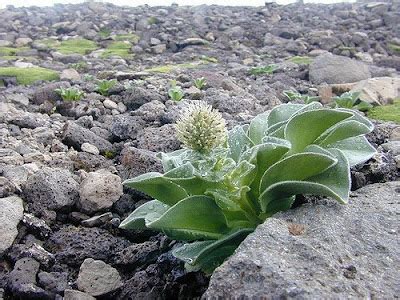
[204, 181, 400, 299]
[309, 53, 371, 84]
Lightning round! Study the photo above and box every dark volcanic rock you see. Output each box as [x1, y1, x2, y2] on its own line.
[44, 225, 130, 267]
[110, 115, 145, 141]
[62, 121, 113, 153]
[122, 87, 165, 111]
[23, 167, 79, 213]
[204, 181, 400, 299]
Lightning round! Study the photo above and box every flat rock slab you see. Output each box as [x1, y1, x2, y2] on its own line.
[204, 181, 400, 299]
[0, 196, 24, 255]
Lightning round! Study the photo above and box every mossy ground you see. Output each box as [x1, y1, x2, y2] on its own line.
[0, 46, 31, 56]
[388, 43, 400, 54]
[37, 38, 98, 55]
[368, 99, 400, 124]
[114, 33, 140, 44]
[0, 67, 59, 85]
[101, 41, 132, 58]
[287, 56, 313, 65]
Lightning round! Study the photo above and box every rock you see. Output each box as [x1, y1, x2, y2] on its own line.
[45, 225, 130, 266]
[132, 100, 165, 122]
[309, 53, 371, 84]
[37, 271, 69, 294]
[81, 143, 99, 155]
[78, 169, 123, 214]
[15, 37, 33, 47]
[7, 257, 51, 299]
[114, 241, 161, 269]
[62, 121, 113, 153]
[110, 115, 145, 141]
[118, 146, 162, 181]
[64, 289, 96, 300]
[103, 99, 118, 110]
[136, 124, 180, 152]
[23, 167, 79, 212]
[380, 141, 400, 156]
[0, 196, 24, 255]
[0, 176, 16, 198]
[349, 77, 400, 105]
[204, 182, 400, 299]
[77, 258, 122, 297]
[122, 87, 164, 111]
[178, 38, 209, 48]
[22, 213, 52, 239]
[151, 44, 167, 54]
[8, 243, 55, 268]
[60, 68, 81, 81]
[81, 212, 113, 227]
[32, 81, 70, 105]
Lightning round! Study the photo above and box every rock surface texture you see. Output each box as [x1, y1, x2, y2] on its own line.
[204, 181, 400, 299]
[0, 196, 24, 255]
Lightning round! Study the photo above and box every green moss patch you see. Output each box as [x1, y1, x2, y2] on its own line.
[368, 99, 400, 124]
[0, 67, 59, 85]
[287, 56, 313, 65]
[37, 38, 97, 55]
[114, 33, 140, 44]
[101, 41, 132, 58]
[388, 43, 400, 54]
[0, 46, 30, 56]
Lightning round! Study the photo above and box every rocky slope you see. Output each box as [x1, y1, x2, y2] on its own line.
[0, 1, 399, 299]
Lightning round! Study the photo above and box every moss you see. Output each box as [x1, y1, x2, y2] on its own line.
[114, 33, 140, 44]
[0, 67, 59, 85]
[388, 43, 400, 53]
[287, 56, 313, 65]
[101, 41, 132, 58]
[0, 46, 30, 56]
[145, 62, 204, 73]
[57, 38, 98, 55]
[147, 16, 159, 25]
[368, 99, 400, 124]
[99, 28, 112, 39]
[200, 55, 218, 63]
[103, 150, 116, 159]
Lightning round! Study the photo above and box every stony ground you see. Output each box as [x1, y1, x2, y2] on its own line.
[0, 1, 399, 299]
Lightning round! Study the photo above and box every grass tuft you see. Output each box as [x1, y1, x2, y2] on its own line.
[0, 67, 59, 85]
[368, 99, 400, 124]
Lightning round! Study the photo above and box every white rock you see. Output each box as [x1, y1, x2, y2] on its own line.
[60, 68, 81, 81]
[14, 61, 35, 68]
[81, 143, 100, 155]
[117, 102, 127, 113]
[15, 37, 33, 47]
[78, 170, 123, 214]
[350, 77, 400, 105]
[103, 99, 118, 110]
[0, 196, 24, 255]
[77, 258, 122, 296]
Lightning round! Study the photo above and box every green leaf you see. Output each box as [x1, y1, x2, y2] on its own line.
[157, 149, 188, 172]
[315, 120, 372, 147]
[327, 136, 376, 166]
[259, 148, 350, 212]
[148, 195, 229, 241]
[248, 111, 270, 144]
[267, 103, 304, 127]
[124, 172, 188, 206]
[172, 228, 254, 273]
[227, 125, 253, 162]
[259, 152, 337, 193]
[284, 109, 352, 154]
[119, 200, 170, 229]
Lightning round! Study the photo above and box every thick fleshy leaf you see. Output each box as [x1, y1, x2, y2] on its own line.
[248, 111, 270, 144]
[124, 172, 188, 206]
[119, 200, 170, 229]
[327, 136, 376, 166]
[259, 152, 337, 193]
[172, 228, 254, 273]
[315, 120, 372, 147]
[267, 103, 304, 127]
[259, 148, 350, 212]
[148, 195, 229, 241]
[227, 125, 253, 162]
[284, 109, 352, 154]
[157, 149, 188, 172]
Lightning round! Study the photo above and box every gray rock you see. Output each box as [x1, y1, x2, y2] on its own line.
[64, 289, 96, 300]
[132, 100, 166, 122]
[380, 141, 400, 156]
[117, 146, 162, 181]
[309, 53, 371, 84]
[81, 142, 99, 155]
[110, 115, 145, 141]
[23, 167, 79, 212]
[205, 182, 400, 299]
[114, 241, 161, 269]
[0, 176, 16, 198]
[77, 258, 122, 296]
[60, 68, 81, 81]
[136, 124, 181, 152]
[8, 243, 55, 268]
[81, 212, 113, 227]
[122, 87, 164, 111]
[62, 121, 113, 153]
[349, 77, 400, 105]
[0, 196, 24, 255]
[78, 170, 123, 214]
